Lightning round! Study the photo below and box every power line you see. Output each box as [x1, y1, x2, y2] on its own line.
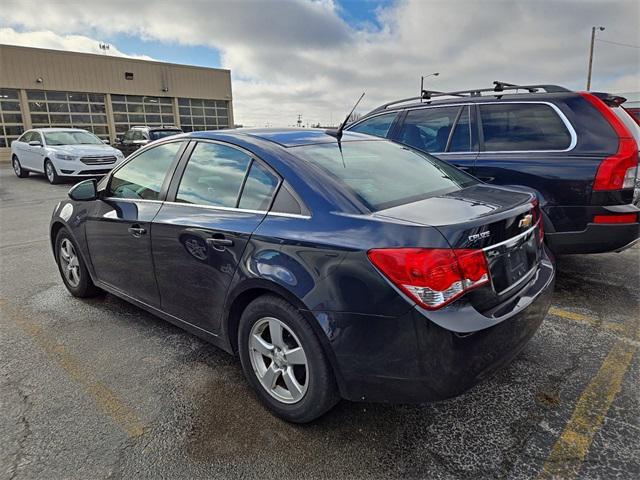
[595, 38, 640, 49]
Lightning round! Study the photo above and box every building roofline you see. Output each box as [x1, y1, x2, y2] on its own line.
[0, 43, 230, 74]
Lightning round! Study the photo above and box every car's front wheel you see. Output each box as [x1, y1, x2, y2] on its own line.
[44, 159, 61, 184]
[238, 295, 339, 423]
[55, 228, 101, 297]
[12, 156, 29, 178]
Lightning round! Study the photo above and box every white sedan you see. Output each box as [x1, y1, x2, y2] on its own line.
[11, 128, 125, 184]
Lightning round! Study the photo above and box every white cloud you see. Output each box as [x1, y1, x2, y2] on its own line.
[0, 27, 154, 60]
[1, 0, 639, 126]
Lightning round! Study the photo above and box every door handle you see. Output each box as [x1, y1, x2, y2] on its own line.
[206, 237, 234, 250]
[128, 225, 147, 237]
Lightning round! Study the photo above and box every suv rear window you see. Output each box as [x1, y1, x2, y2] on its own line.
[480, 103, 572, 151]
[293, 140, 477, 211]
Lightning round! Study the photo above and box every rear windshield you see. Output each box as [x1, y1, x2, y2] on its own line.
[292, 140, 477, 211]
[150, 130, 182, 141]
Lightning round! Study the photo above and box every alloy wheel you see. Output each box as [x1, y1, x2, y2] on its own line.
[13, 158, 21, 176]
[248, 316, 309, 404]
[45, 162, 55, 183]
[59, 238, 81, 287]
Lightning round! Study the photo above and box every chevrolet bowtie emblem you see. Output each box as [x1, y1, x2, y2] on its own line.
[518, 214, 533, 229]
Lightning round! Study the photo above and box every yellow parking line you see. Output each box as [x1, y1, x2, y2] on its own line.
[0, 298, 147, 438]
[549, 307, 634, 343]
[538, 308, 638, 479]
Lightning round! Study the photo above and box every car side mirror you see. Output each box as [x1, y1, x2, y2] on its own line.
[28, 140, 42, 147]
[68, 179, 98, 201]
[102, 139, 110, 144]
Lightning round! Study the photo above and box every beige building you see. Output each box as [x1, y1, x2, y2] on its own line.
[0, 44, 233, 161]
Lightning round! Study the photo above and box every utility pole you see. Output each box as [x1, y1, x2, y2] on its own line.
[587, 26, 605, 91]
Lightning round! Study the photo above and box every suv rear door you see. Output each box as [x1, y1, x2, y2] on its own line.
[390, 105, 479, 174]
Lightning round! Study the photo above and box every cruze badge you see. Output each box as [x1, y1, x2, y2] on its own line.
[518, 214, 533, 229]
[468, 231, 490, 242]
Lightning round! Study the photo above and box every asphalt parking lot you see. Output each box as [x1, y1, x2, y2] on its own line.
[0, 165, 638, 480]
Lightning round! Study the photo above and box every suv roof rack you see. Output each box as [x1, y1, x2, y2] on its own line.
[368, 81, 571, 114]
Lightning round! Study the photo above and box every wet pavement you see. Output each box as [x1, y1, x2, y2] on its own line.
[1, 166, 638, 479]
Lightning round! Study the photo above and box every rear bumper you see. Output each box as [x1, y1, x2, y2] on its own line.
[312, 250, 555, 403]
[545, 203, 640, 254]
[546, 222, 640, 254]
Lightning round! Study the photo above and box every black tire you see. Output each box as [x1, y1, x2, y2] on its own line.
[55, 228, 101, 298]
[12, 155, 29, 178]
[238, 295, 339, 423]
[44, 159, 61, 184]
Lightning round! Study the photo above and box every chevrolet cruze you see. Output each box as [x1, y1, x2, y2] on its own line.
[12, 128, 125, 184]
[50, 129, 555, 422]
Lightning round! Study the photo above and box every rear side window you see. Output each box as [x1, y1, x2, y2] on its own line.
[397, 106, 470, 153]
[109, 142, 182, 200]
[238, 161, 279, 210]
[349, 112, 398, 138]
[480, 104, 572, 151]
[176, 142, 251, 207]
[293, 140, 477, 211]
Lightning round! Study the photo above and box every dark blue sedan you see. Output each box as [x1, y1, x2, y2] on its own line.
[50, 129, 554, 422]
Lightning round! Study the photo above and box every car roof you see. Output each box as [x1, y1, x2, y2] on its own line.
[32, 128, 88, 132]
[185, 128, 379, 147]
[358, 91, 580, 119]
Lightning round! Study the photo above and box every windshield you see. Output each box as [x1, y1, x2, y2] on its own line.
[149, 130, 182, 141]
[44, 130, 104, 146]
[293, 140, 477, 211]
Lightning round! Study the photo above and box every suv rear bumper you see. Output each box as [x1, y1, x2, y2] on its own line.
[311, 250, 555, 404]
[546, 222, 640, 254]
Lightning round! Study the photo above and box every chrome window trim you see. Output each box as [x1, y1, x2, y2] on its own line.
[357, 101, 577, 154]
[102, 197, 164, 204]
[161, 200, 311, 219]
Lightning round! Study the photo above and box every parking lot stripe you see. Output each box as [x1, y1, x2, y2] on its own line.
[1, 298, 147, 438]
[548, 307, 636, 345]
[537, 313, 638, 479]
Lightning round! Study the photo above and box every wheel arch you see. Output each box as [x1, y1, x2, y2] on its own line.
[223, 279, 347, 394]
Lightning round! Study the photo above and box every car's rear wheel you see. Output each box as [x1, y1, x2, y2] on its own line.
[55, 228, 101, 297]
[44, 159, 61, 184]
[238, 295, 339, 423]
[12, 156, 29, 178]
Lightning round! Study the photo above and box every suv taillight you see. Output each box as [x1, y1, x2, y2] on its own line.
[581, 92, 639, 191]
[367, 248, 490, 310]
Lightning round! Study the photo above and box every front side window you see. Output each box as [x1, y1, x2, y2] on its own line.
[238, 162, 279, 210]
[349, 112, 398, 138]
[176, 142, 251, 207]
[109, 142, 182, 200]
[293, 140, 477, 211]
[480, 103, 572, 151]
[397, 106, 467, 153]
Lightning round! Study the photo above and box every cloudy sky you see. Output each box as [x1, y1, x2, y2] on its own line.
[1, 0, 638, 127]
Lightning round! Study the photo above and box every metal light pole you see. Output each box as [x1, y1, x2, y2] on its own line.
[587, 26, 605, 91]
[421, 72, 440, 99]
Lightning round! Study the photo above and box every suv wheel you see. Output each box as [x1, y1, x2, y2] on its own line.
[238, 295, 339, 423]
[55, 229, 101, 297]
[12, 156, 29, 178]
[44, 159, 61, 184]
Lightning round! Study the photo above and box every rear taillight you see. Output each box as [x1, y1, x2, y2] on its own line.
[367, 248, 490, 310]
[581, 92, 639, 191]
[593, 213, 638, 224]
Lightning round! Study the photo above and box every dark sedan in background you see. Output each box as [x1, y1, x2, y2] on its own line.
[50, 129, 554, 422]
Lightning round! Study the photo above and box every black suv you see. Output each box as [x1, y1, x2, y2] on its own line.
[347, 82, 640, 254]
[115, 125, 183, 157]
